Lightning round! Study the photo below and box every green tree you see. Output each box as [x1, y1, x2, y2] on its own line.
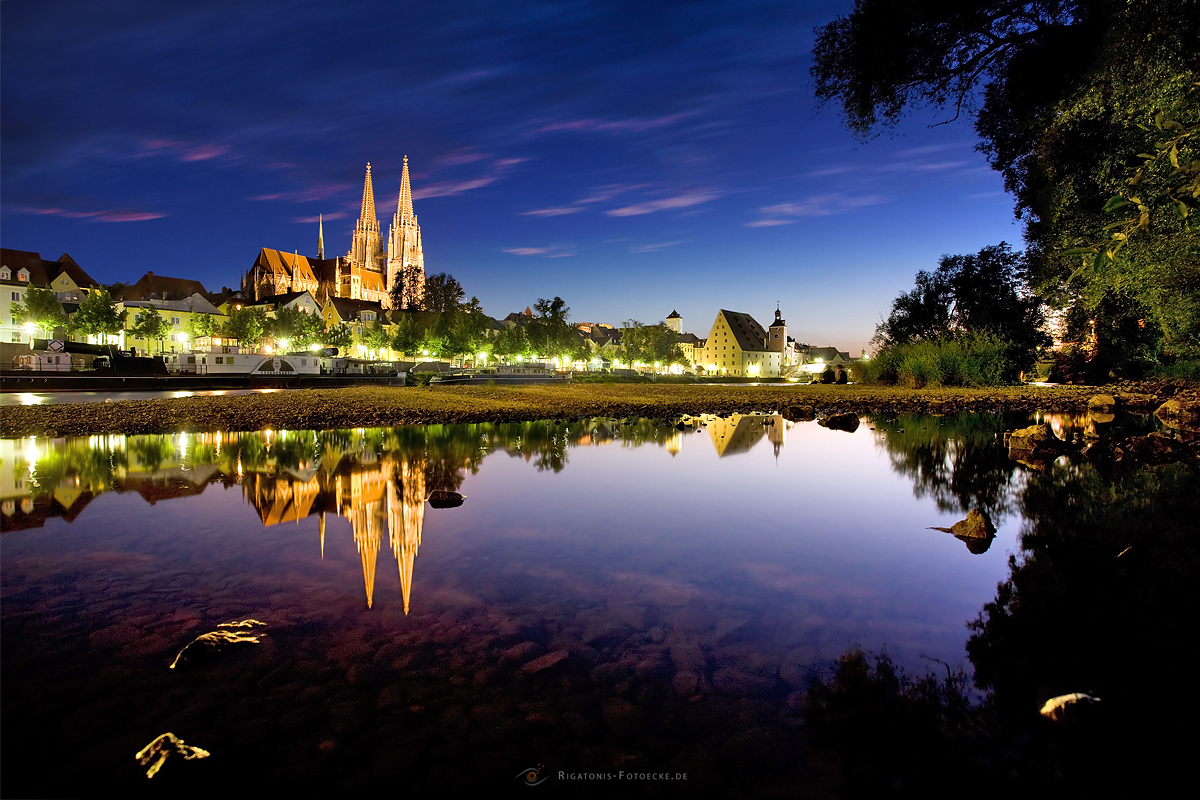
[12, 285, 68, 338]
[423, 273, 466, 314]
[390, 263, 425, 311]
[222, 306, 268, 348]
[875, 243, 1049, 378]
[128, 304, 170, 353]
[525, 297, 574, 361]
[390, 313, 423, 356]
[186, 312, 219, 343]
[811, 0, 1200, 374]
[362, 318, 391, 357]
[68, 286, 126, 342]
[323, 321, 353, 352]
[492, 324, 529, 363]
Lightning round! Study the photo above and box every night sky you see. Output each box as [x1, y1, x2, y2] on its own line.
[1, 0, 1022, 354]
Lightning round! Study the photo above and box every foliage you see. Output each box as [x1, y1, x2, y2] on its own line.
[127, 304, 170, 351]
[422, 273, 465, 314]
[863, 332, 1018, 387]
[389, 261, 425, 311]
[620, 320, 687, 367]
[221, 306, 269, 348]
[491, 323, 530, 362]
[874, 243, 1049, 379]
[270, 307, 324, 349]
[362, 317, 391, 356]
[390, 313, 423, 356]
[525, 297, 576, 360]
[68, 286, 126, 340]
[323, 321, 353, 352]
[12, 285, 68, 336]
[186, 312, 220, 342]
[812, 0, 1200, 377]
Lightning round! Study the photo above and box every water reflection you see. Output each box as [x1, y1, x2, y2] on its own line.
[3, 409, 1192, 793]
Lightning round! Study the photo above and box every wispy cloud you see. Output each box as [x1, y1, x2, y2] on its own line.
[522, 206, 583, 217]
[15, 204, 165, 222]
[532, 111, 696, 136]
[138, 138, 231, 163]
[434, 149, 490, 166]
[629, 240, 685, 253]
[745, 194, 888, 226]
[606, 189, 719, 217]
[413, 157, 526, 200]
[293, 211, 347, 223]
[503, 244, 575, 258]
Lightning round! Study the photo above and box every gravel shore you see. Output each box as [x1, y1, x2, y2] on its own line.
[0, 383, 1159, 438]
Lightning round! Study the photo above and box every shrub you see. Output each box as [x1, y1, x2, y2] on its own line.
[863, 333, 1021, 387]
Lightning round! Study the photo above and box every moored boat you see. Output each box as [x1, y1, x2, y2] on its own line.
[429, 363, 571, 385]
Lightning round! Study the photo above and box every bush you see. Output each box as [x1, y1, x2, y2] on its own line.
[863, 333, 1018, 387]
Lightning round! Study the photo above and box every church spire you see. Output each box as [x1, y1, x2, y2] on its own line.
[397, 155, 414, 223]
[317, 214, 325, 260]
[359, 163, 376, 223]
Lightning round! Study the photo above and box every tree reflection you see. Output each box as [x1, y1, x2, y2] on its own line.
[872, 412, 1025, 519]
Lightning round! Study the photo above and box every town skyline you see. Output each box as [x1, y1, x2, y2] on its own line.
[1, 1, 1024, 355]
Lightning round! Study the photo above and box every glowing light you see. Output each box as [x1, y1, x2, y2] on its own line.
[277, 338, 289, 350]
[23, 322, 37, 333]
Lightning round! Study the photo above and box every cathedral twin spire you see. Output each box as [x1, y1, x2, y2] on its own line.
[338, 158, 425, 309]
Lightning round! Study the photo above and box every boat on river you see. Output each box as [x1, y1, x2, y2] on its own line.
[429, 363, 571, 386]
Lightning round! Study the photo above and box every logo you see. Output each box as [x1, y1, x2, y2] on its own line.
[515, 765, 548, 786]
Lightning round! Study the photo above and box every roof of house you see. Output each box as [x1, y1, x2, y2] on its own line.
[117, 272, 209, 301]
[666, 309, 681, 319]
[802, 346, 851, 363]
[717, 310, 769, 353]
[245, 290, 316, 309]
[0, 248, 99, 289]
[325, 297, 386, 321]
[677, 332, 702, 345]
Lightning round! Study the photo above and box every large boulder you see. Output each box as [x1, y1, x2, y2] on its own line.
[929, 508, 997, 554]
[819, 412, 860, 432]
[1087, 394, 1116, 412]
[1155, 395, 1200, 432]
[1007, 424, 1051, 451]
[1114, 391, 1159, 411]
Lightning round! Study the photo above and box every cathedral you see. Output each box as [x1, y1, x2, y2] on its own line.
[245, 157, 425, 309]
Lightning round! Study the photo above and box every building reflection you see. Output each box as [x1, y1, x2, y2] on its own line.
[1, 416, 795, 604]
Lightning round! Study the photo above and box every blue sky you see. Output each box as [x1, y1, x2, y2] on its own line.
[1, 0, 1022, 354]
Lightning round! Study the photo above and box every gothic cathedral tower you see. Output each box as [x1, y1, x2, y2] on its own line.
[347, 163, 384, 300]
[386, 155, 425, 310]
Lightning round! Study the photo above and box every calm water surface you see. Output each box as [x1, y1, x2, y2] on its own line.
[2, 411, 1195, 794]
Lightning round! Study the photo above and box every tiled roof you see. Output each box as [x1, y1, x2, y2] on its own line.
[0, 248, 99, 289]
[718, 310, 768, 352]
[326, 296, 385, 321]
[118, 272, 208, 301]
[255, 248, 318, 285]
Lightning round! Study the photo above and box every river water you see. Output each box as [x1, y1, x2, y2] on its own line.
[2, 411, 1195, 794]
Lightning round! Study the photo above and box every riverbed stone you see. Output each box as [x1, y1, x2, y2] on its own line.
[1156, 395, 1200, 431]
[819, 412, 860, 432]
[1087, 394, 1116, 412]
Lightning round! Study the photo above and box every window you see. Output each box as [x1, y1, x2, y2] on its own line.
[11, 333, 21, 342]
[0, 267, 9, 280]
[17, 269, 29, 282]
[171, 316, 181, 327]
[216, 357, 223, 364]
[11, 292, 19, 301]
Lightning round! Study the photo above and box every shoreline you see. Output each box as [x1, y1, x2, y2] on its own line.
[0, 383, 1171, 438]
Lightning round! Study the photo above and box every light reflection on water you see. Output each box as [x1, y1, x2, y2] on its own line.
[4, 410, 1186, 792]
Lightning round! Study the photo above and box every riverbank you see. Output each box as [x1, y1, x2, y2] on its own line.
[2, 382, 1185, 438]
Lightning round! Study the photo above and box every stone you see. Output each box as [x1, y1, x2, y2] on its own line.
[134, 733, 210, 779]
[1007, 424, 1050, 450]
[1114, 391, 1158, 411]
[818, 412, 859, 432]
[426, 490, 464, 509]
[1087, 394, 1116, 412]
[929, 508, 996, 554]
[1114, 434, 1193, 466]
[168, 620, 266, 670]
[1155, 395, 1200, 432]
[1039, 692, 1101, 722]
[520, 649, 569, 674]
[783, 405, 816, 422]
